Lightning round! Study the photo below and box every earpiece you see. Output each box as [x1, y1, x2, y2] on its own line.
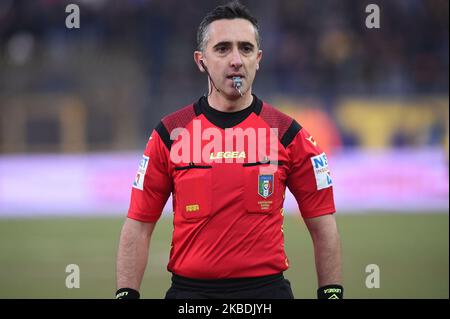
[198, 58, 220, 94]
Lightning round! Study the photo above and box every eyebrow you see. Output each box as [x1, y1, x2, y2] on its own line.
[212, 41, 255, 49]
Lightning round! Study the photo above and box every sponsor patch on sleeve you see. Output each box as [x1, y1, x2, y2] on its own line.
[310, 152, 333, 190]
[132, 155, 149, 190]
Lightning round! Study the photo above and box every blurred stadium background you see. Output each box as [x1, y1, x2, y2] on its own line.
[0, 0, 448, 298]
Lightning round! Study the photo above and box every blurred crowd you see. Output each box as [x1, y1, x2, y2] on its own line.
[0, 0, 448, 151]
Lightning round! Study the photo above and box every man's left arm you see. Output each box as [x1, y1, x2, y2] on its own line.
[284, 125, 343, 298]
[304, 213, 343, 298]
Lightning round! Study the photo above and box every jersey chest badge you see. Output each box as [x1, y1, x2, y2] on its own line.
[258, 174, 274, 199]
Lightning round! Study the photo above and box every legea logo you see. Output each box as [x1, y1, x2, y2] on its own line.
[210, 151, 246, 160]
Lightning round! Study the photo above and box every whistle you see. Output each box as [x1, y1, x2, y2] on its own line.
[232, 76, 243, 97]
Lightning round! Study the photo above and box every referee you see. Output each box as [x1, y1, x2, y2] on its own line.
[116, 1, 343, 300]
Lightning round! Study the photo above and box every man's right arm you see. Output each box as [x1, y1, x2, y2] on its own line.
[116, 127, 172, 298]
[116, 217, 156, 295]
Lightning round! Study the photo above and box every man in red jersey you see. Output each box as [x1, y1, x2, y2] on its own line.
[116, 1, 343, 299]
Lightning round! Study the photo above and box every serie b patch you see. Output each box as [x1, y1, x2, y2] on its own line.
[258, 174, 274, 198]
[133, 155, 149, 190]
[311, 153, 333, 190]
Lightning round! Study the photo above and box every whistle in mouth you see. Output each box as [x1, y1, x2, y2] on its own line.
[232, 76, 243, 96]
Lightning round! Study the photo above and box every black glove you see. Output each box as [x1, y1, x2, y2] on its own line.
[116, 288, 140, 299]
[317, 284, 343, 299]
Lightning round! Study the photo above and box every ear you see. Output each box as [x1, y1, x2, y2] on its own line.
[256, 50, 263, 71]
[194, 51, 206, 73]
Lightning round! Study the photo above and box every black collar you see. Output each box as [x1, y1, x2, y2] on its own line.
[193, 94, 263, 129]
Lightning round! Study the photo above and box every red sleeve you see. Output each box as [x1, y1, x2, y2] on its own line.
[286, 127, 336, 219]
[127, 130, 173, 222]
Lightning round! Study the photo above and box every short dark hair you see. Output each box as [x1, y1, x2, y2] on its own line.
[197, 1, 260, 52]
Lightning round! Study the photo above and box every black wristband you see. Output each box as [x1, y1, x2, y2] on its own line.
[116, 288, 140, 299]
[317, 284, 343, 299]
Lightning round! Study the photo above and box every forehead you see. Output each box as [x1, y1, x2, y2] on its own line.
[206, 18, 257, 46]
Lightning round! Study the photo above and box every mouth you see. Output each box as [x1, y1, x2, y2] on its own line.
[226, 74, 245, 79]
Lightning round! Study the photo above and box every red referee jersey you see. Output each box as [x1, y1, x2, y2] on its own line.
[128, 95, 335, 279]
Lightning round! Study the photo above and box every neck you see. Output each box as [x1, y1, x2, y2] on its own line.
[207, 88, 254, 112]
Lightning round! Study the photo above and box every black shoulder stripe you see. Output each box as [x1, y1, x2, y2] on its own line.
[281, 120, 302, 148]
[155, 121, 172, 151]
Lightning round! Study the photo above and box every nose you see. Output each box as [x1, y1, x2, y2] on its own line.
[230, 48, 243, 69]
